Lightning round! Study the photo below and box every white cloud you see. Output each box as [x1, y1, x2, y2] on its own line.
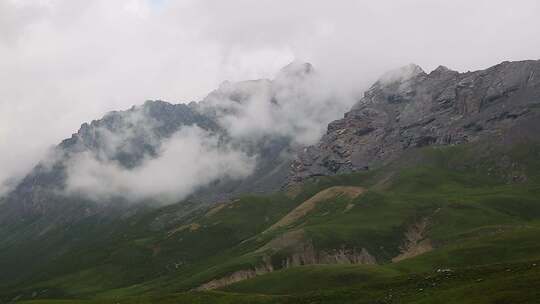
[62, 65, 352, 203]
[202, 62, 354, 146]
[64, 125, 255, 203]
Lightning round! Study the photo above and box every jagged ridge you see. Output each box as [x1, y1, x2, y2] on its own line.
[290, 60, 540, 182]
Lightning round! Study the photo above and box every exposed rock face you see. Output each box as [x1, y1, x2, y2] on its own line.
[196, 258, 274, 291]
[289, 60, 540, 182]
[281, 243, 376, 268]
[196, 243, 376, 290]
[263, 229, 377, 268]
[392, 217, 432, 262]
[198, 224, 376, 291]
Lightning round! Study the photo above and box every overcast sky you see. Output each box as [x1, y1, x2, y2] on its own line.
[1, 0, 540, 195]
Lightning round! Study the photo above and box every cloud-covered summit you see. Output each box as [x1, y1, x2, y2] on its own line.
[201, 61, 353, 146]
[5, 61, 355, 208]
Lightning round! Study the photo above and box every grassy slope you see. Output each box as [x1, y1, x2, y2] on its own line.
[7, 141, 540, 303]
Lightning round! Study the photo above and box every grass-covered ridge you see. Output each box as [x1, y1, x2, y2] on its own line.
[3, 141, 540, 303]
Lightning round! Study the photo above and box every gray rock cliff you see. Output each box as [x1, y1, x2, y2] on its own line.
[289, 60, 540, 182]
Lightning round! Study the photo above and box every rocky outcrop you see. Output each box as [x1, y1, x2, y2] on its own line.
[196, 243, 376, 290]
[392, 217, 432, 262]
[195, 259, 274, 291]
[281, 243, 376, 268]
[289, 60, 540, 182]
[198, 226, 376, 291]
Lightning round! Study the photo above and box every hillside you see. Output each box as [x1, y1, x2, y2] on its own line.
[3, 135, 540, 303]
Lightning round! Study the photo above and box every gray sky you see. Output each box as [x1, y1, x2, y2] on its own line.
[1, 0, 540, 195]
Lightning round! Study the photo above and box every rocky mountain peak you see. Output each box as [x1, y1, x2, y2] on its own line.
[289, 59, 540, 183]
[431, 65, 454, 74]
[276, 61, 314, 79]
[58, 100, 217, 166]
[376, 63, 426, 85]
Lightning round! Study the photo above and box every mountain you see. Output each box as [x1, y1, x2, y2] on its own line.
[1, 101, 217, 222]
[0, 61, 335, 230]
[1, 60, 540, 304]
[290, 60, 540, 182]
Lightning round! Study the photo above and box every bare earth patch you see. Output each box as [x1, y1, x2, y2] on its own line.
[256, 229, 306, 253]
[265, 186, 365, 233]
[167, 223, 201, 237]
[392, 217, 433, 262]
[204, 202, 228, 217]
[344, 203, 355, 212]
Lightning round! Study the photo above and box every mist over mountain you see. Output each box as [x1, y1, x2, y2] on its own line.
[3, 0, 540, 204]
[3, 58, 540, 225]
[0, 61, 357, 232]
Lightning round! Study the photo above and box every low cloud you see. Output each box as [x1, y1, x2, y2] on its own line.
[64, 125, 255, 203]
[202, 62, 355, 146]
